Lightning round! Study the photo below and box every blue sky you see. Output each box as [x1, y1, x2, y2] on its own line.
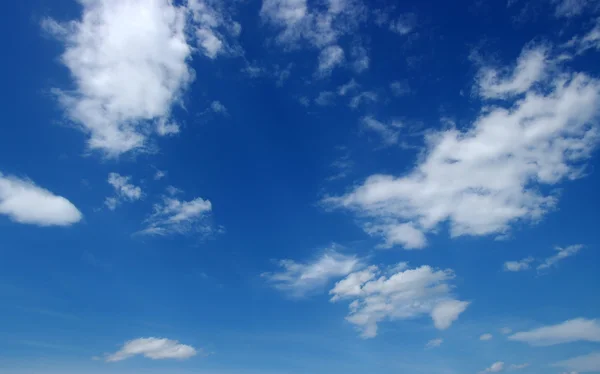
[1, 0, 600, 373]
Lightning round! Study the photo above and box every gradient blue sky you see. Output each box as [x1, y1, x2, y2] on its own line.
[1, 0, 600, 373]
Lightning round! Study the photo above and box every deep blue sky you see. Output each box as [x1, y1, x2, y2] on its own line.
[1, 0, 600, 373]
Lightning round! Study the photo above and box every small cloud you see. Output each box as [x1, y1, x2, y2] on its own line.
[480, 333, 493, 341]
[154, 169, 167, 180]
[503, 257, 534, 272]
[361, 116, 402, 146]
[480, 361, 504, 373]
[298, 96, 310, 107]
[349, 91, 377, 108]
[389, 13, 417, 35]
[390, 80, 411, 96]
[426, 338, 443, 349]
[509, 363, 530, 370]
[105, 173, 142, 211]
[500, 327, 512, 335]
[315, 91, 336, 106]
[211, 101, 228, 115]
[509, 318, 600, 346]
[317, 45, 344, 77]
[105, 337, 197, 362]
[338, 79, 359, 96]
[537, 245, 583, 271]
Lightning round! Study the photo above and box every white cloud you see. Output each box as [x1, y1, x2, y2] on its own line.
[509, 363, 530, 370]
[351, 44, 370, 72]
[330, 264, 468, 338]
[389, 13, 417, 35]
[211, 100, 228, 114]
[45, 0, 194, 156]
[349, 91, 377, 108]
[554, 0, 598, 18]
[426, 338, 443, 348]
[431, 299, 471, 330]
[390, 80, 411, 96]
[503, 257, 534, 272]
[140, 190, 213, 236]
[480, 362, 505, 373]
[477, 45, 549, 99]
[324, 42, 600, 249]
[315, 91, 336, 106]
[187, 0, 243, 59]
[106, 337, 197, 362]
[338, 79, 359, 96]
[105, 173, 142, 210]
[361, 116, 402, 147]
[509, 318, 600, 346]
[45, 0, 240, 156]
[500, 327, 513, 334]
[317, 45, 345, 76]
[263, 248, 361, 298]
[537, 244, 583, 271]
[154, 169, 167, 180]
[0, 173, 82, 226]
[480, 333, 493, 341]
[553, 352, 600, 373]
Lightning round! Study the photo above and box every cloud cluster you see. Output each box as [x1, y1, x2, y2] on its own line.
[44, 0, 240, 156]
[140, 190, 213, 236]
[330, 264, 469, 338]
[261, 0, 367, 75]
[324, 43, 600, 249]
[0, 172, 82, 226]
[262, 248, 361, 297]
[106, 337, 197, 362]
[503, 245, 584, 272]
[105, 173, 142, 210]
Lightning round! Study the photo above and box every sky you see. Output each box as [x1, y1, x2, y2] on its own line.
[0, 0, 600, 373]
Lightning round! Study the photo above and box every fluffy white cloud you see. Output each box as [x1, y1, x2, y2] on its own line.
[509, 318, 600, 346]
[480, 362, 505, 373]
[480, 333, 493, 341]
[503, 257, 534, 272]
[351, 44, 370, 72]
[361, 116, 402, 147]
[0, 173, 82, 226]
[263, 249, 361, 298]
[477, 45, 549, 99]
[187, 0, 242, 59]
[106, 337, 197, 362]
[45, 0, 240, 156]
[330, 264, 468, 338]
[537, 244, 583, 271]
[425, 338, 443, 348]
[105, 173, 142, 210]
[317, 45, 345, 76]
[431, 299, 470, 330]
[140, 190, 213, 236]
[324, 42, 600, 249]
[553, 352, 600, 373]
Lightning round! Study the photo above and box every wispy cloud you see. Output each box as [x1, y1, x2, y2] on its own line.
[105, 337, 197, 362]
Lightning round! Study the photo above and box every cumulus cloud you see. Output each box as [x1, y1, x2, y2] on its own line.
[553, 352, 600, 373]
[44, 0, 240, 156]
[263, 248, 362, 298]
[509, 318, 600, 346]
[425, 338, 443, 348]
[330, 264, 468, 338]
[0, 172, 82, 226]
[324, 42, 600, 249]
[106, 337, 197, 362]
[105, 173, 142, 210]
[480, 362, 505, 373]
[503, 257, 534, 272]
[317, 45, 345, 76]
[140, 189, 213, 236]
[480, 333, 493, 341]
[537, 244, 583, 271]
